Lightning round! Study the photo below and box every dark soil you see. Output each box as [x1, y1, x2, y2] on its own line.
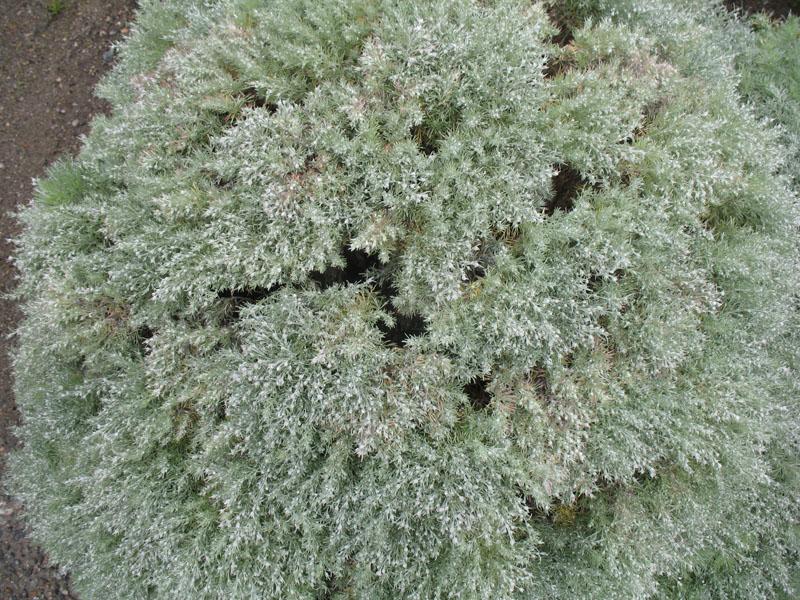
[725, 0, 799, 18]
[0, 1, 795, 599]
[0, 2, 137, 598]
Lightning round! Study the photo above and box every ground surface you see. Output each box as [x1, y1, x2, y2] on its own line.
[0, 1, 795, 599]
[725, 0, 799, 17]
[1, 2, 137, 597]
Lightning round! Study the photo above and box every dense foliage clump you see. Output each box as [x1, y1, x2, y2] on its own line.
[737, 13, 800, 186]
[8, 0, 799, 598]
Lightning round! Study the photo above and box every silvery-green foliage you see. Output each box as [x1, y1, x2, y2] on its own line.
[8, 0, 799, 598]
[737, 14, 800, 187]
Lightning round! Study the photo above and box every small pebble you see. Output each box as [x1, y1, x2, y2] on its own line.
[71, 120, 79, 127]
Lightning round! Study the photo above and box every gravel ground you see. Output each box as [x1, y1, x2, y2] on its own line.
[0, 1, 795, 599]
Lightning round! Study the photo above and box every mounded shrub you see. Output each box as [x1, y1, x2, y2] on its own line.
[8, 0, 800, 598]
